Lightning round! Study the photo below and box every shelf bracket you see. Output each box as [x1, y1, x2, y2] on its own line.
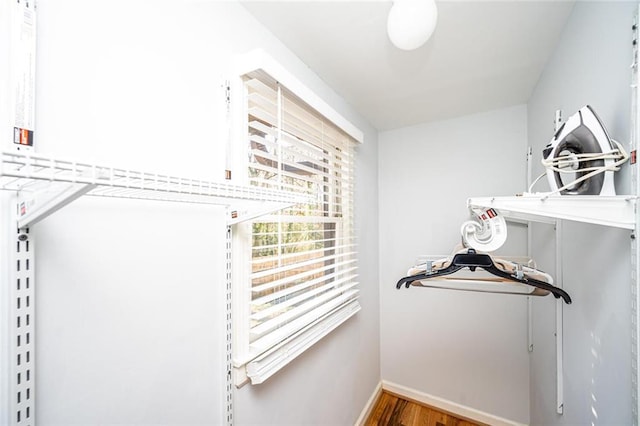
[17, 182, 96, 228]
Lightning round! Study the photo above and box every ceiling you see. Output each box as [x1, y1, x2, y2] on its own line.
[241, 0, 576, 131]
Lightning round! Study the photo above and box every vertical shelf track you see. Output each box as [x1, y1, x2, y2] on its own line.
[553, 110, 565, 416]
[555, 220, 564, 415]
[526, 146, 534, 354]
[225, 225, 234, 426]
[631, 7, 640, 425]
[11, 226, 34, 426]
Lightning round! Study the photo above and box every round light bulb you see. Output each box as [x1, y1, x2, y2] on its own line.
[387, 0, 438, 51]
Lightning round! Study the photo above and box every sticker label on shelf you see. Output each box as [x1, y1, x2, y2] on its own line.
[13, 127, 33, 147]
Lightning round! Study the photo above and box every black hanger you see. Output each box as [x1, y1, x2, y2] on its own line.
[396, 249, 572, 304]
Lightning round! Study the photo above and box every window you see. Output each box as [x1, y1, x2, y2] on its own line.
[232, 57, 361, 385]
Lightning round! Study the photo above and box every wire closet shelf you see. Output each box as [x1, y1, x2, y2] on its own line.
[0, 150, 304, 226]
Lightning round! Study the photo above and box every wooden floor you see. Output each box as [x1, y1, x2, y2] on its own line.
[364, 391, 484, 426]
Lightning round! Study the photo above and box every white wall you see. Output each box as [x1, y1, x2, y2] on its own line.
[527, 2, 637, 425]
[31, 1, 380, 424]
[379, 105, 531, 424]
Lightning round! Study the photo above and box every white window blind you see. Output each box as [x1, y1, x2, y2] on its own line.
[236, 69, 360, 384]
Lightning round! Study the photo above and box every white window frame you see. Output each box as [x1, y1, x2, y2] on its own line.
[229, 50, 363, 386]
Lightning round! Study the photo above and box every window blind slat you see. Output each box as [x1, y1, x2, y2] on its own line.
[249, 213, 345, 224]
[249, 290, 360, 343]
[251, 249, 357, 280]
[251, 161, 353, 180]
[247, 84, 352, 150]
[249, 284, 359, 339]
[250, 121, 355, 170]
[250, 270, 358, 307]
[251, 257, 358, 293]
[252, 236, 354, 253]
[246, 300, 361, 384]
[252, 242, 357, 266]
[249, 292, 360, 355]
[250, 124, 327, 160]
[250, 151, 337, 181]
[251, 281, 359, 322]
[251, 229, 353, 240]
[251, 252, 356, 279]
[249, 162, 353, 187]
[248, 174, 320, 195]
[249, 146, 354, 185]
[248, 86, 354, 150]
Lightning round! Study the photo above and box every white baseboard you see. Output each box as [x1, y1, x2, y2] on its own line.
[354, 381, 382, 426]
[381, 380, 528, 426]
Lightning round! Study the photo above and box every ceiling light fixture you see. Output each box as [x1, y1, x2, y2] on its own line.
[387, 0, 438, 51]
